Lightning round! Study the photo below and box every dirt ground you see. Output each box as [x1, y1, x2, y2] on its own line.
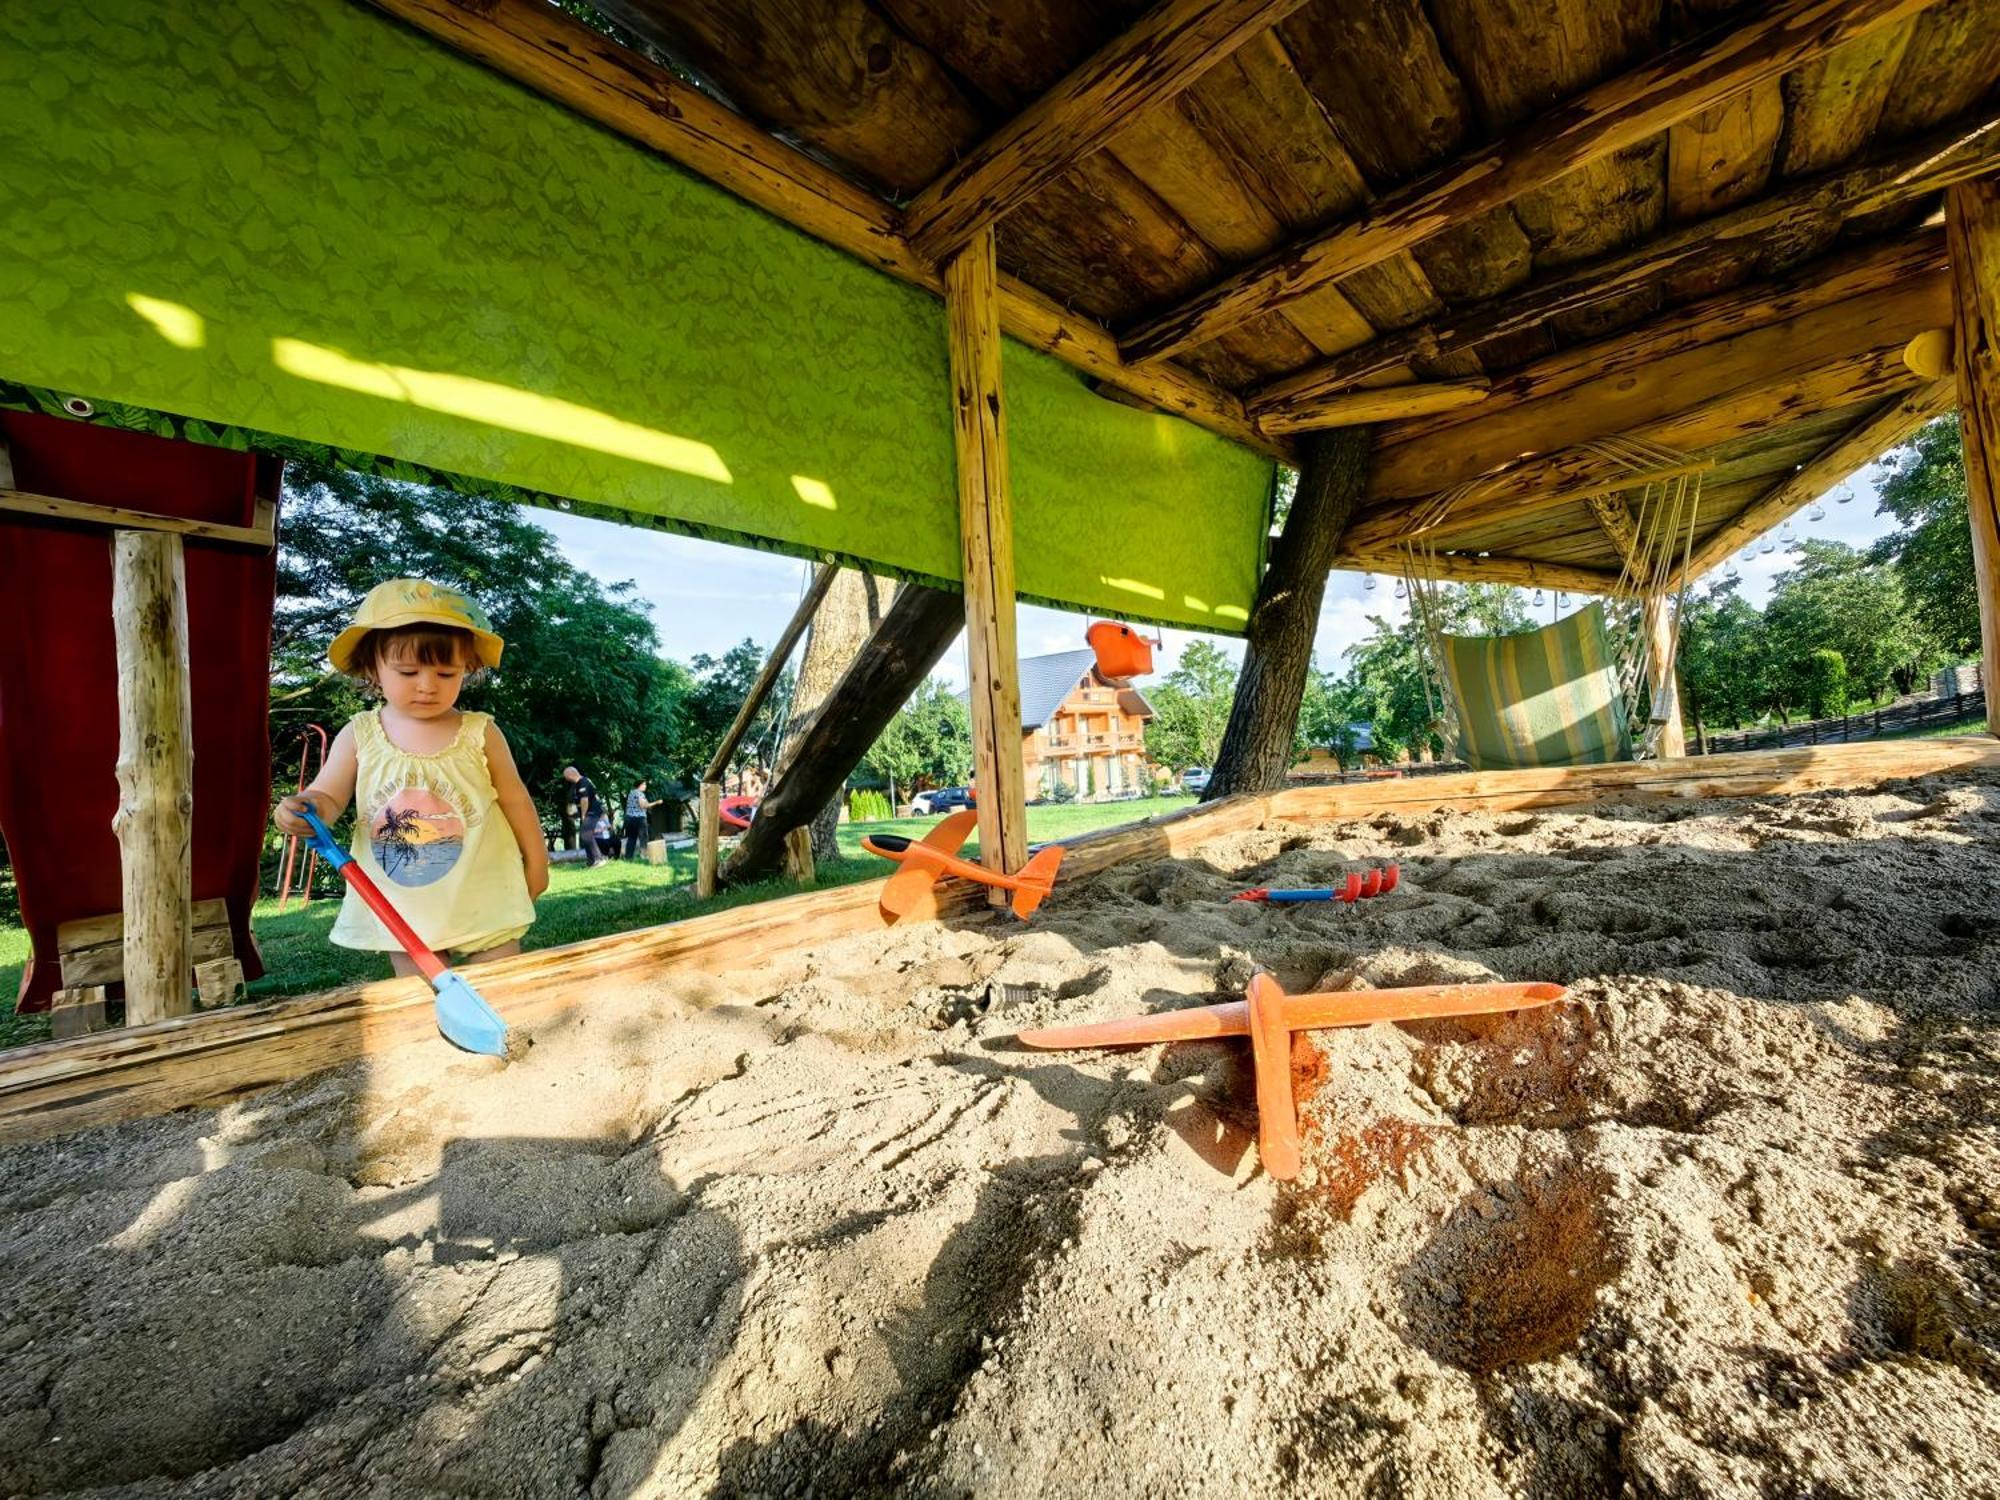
[3, 768, 1999, 1498]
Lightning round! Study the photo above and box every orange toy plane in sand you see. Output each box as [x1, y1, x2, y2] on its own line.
[1018, 976, 1566, 1181]
[862, 809, 1064, 923]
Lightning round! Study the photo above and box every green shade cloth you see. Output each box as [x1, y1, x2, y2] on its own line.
[0, 0, 1271, 632]
[1439, 604, 1634, 770]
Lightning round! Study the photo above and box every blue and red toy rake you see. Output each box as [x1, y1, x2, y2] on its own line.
[299, 806, 515, 1057]
[1233, 863, 1400, 905]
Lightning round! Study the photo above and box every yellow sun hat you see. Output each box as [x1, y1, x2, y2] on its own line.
[329, 579, 505, 673]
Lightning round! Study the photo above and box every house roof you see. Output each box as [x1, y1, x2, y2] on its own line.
[960, 648, 1156, 731]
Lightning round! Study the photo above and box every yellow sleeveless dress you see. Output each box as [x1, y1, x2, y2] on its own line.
[329, 709, 536, 956]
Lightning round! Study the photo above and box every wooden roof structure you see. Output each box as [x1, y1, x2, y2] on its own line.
[378, 0, 2000, 597]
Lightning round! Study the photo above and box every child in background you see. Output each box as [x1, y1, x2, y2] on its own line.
[274, 580, 549, 974]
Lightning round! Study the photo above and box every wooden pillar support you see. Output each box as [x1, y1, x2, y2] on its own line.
[696, 782, 722, 899]
[945, 226, 1027, 898]
[110, 530, 194, 1025]
[1645, 594, 1687, 757]
[1946, 177, 2000, 737]
[782, 825, 816, 887]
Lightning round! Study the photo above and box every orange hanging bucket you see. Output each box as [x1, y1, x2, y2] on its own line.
[1086, 620, 1153, 680]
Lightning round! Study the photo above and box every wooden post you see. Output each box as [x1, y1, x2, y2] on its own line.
[782, 825, 816, 887]
[1645, 593, 1687, 757]
[696, 782, 721, 899]
[1946, 177, 2000, 737]
[111, 530, 194, 1024]
[945, 226, 1027, 900]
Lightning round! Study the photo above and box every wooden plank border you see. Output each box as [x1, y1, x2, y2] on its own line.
[3, 740, 1996, 1146]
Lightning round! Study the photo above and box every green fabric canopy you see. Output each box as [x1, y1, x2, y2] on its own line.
[0, 0, 1272, 631]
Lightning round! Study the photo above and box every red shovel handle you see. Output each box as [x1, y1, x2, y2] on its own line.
[336, 864, 447, 982]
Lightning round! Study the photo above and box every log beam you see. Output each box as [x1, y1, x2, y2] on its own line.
[110, 531, 194, 1026]
[1208, 429, 1368, 799]
[366, 0, 1285, 462]
[1247, 111, 2000, 408]
[903, 0, 1314, 260]
[1334, 551, 1624, 596]
[1946, 176, 2000, 737]
[1119, 0, 1946, 364]
[946, 228, 1028, 896]
[1256, 378, 1488, 435]
[1585, 495, 1645, 578]
[1673, 379, 1957, 587]
[1342, 345, 1924, 556]
[723, 585, 982, 884]
[1370, 251, 1952, 502]
[0, 489, 275, 548]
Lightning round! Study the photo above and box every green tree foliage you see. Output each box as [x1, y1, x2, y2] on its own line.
[1142, 639, 1238, 771]
[1677, 578, 1771, 733]
[860, 679, 972, 802]
[669, 639, 792, 786]
[1762, 540, 1934, 708]
[1803, 648, 1849, 719]
[1873, 418, 1981, 658]
[273, 462, 685, 812]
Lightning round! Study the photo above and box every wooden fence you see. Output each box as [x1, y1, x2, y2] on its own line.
[1704, 688, 1987, 753]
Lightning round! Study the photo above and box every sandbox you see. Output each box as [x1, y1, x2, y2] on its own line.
[3, 753, 1999, 1496]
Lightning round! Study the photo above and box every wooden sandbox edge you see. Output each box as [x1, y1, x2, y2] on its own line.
[0, 792, 1278, 1147]
[1, 739, 1991, 1147]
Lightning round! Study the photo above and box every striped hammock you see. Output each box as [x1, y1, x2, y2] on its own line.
[1437, 602, 1634, 770]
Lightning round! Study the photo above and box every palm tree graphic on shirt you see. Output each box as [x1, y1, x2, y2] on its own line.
[371, 791, 464, 886]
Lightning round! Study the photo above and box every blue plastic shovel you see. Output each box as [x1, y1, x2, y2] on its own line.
[299, 806, 515, 1057]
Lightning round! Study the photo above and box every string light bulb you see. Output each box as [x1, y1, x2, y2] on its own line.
[1364, 573, 1377, 592]
[1808, 504, 1826, 523]
[1533, 588, 1546, 607]
[1393, 578, 1407, 600]
[1835, 485, 1854, 505]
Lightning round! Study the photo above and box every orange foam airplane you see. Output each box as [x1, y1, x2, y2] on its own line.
[861, 809, 1065, 923]
[1019, 975, 1566, 1180]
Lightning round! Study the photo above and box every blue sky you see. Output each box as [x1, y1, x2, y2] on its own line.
[539, 459, 1902, 688]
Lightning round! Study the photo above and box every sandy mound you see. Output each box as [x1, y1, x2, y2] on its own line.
[3, 770, 1999, 1497]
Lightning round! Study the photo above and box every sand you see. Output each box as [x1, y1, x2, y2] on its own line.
[3, 768, 1999, 1498]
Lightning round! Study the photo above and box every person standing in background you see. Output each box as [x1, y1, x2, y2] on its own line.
[564, 764, 608, 868]
[623, 779, 662, 859]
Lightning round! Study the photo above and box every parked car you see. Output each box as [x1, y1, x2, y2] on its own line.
[910, 786, 975, 815]
[1181, 767, 1211, 795]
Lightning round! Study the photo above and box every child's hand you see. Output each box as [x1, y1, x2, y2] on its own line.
[526, 863, 550, 901]
[273, 791, 331, 837]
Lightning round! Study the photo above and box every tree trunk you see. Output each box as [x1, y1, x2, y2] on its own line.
[723, 584, 963, 884]
[773, 569, 897, 863]
[1206, 429, 1369, 800]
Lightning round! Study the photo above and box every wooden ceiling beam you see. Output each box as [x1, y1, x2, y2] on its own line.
[1119, 0, 1948, 365]
[366, 0, 1290, 463]
[1674, 378, 1957, 588]
[1248, 110, 2000, 411]
[1340, 344, 1925, 556]
[902, 0, 1316, 262]
[1255, 378, 1489, 434]
[1370, 265, 1953, 501]
[1332, 550, 1624, 596]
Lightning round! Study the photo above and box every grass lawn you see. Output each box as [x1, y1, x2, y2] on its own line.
[0, 794, 1195, 1052]
[1884, 712, 1993, 740]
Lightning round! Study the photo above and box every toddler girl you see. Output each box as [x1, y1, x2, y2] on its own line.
[274, 579, 549, 974]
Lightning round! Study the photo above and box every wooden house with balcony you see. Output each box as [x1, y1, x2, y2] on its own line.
[1010, 649, 1156, 801]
